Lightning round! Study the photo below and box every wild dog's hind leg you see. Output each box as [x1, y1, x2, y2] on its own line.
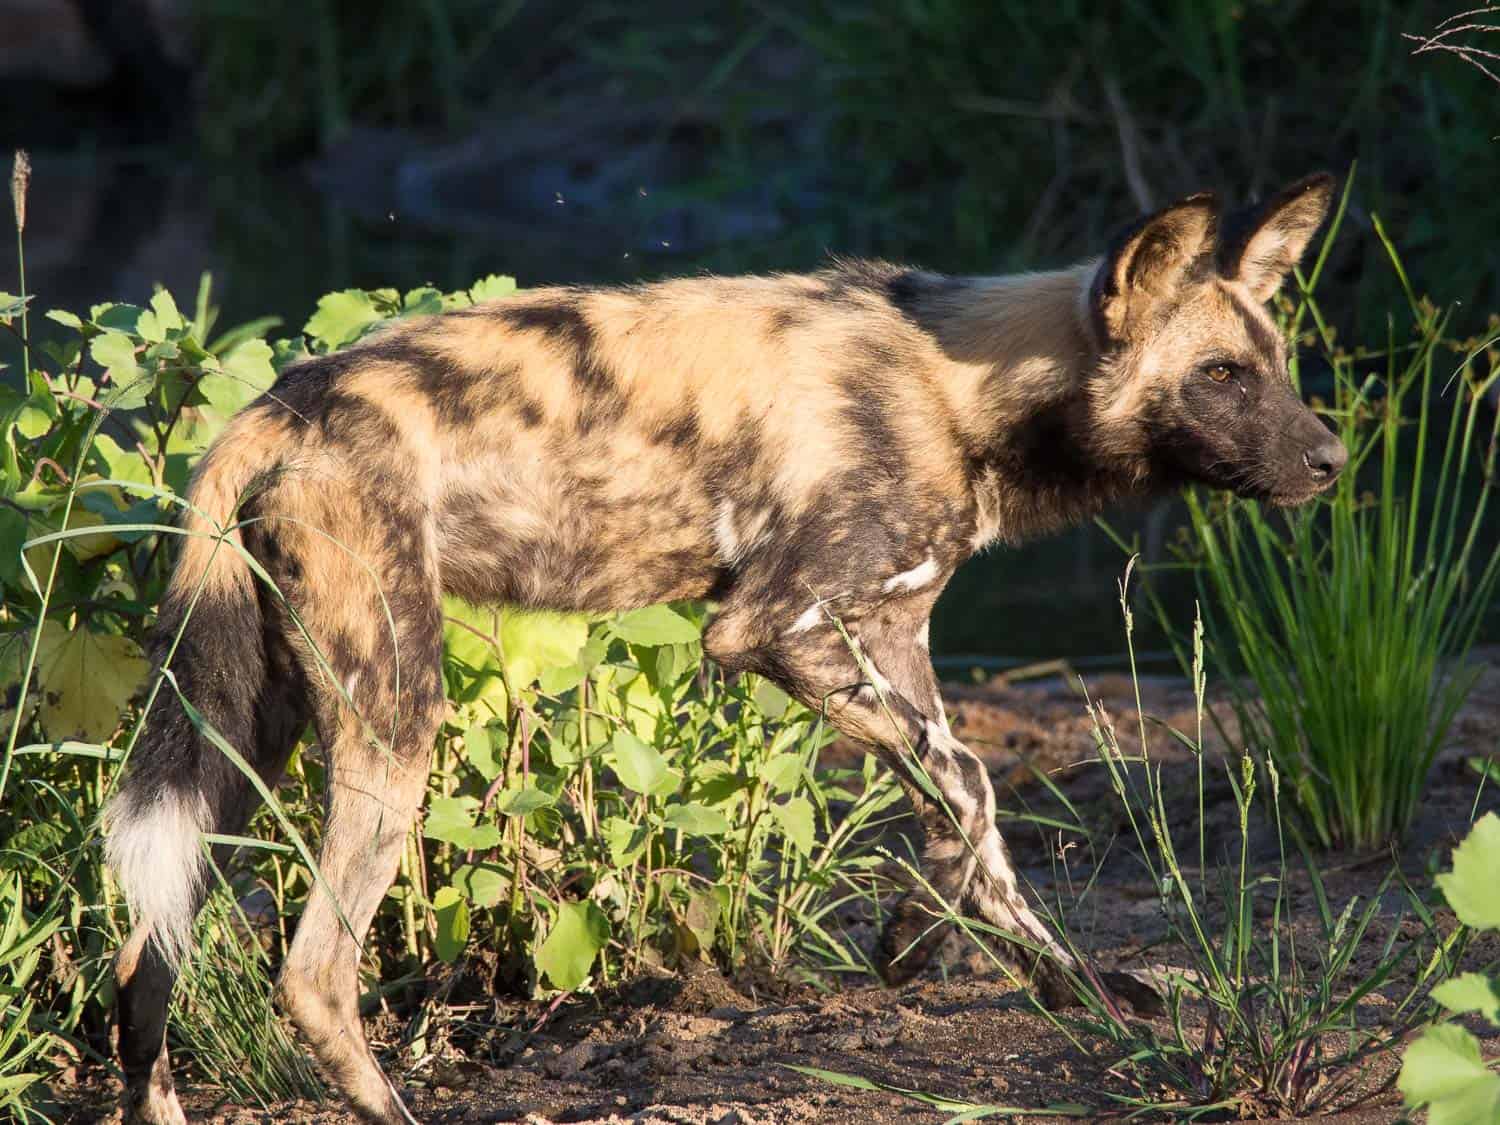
[706, 597, 1079, 1000]
[266, 504, 445, 1125]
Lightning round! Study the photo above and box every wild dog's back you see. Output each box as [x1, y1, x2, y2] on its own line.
[268, 268, 988, 615]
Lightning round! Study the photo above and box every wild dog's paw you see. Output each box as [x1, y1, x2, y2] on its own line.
[1031, 960, 1165, 1018]
[122, 1081, 188, 1125]
[874, 893, 949, 986]
[1098, 968, 1166, 1017]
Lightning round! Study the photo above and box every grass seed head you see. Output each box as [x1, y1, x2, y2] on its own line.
[11, 149, 30, 234]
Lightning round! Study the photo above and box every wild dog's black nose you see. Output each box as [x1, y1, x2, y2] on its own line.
[1303, 437, 1348, 481]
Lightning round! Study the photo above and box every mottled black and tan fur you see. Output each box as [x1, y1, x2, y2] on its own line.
[105, 175, 1344, 1124]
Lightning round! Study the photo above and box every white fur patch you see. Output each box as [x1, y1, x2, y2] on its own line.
[713, 502, 772, 567]
[916, 621, 930, 649]
[103, 789, 211, 969]
[788, 603, 826, 634]
[712, 501, 740, 564]
[883, 555, 939, 594]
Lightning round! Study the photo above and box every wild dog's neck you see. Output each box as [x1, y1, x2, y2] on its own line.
[919, 264, 1147, 545]
[922, 264, 1100, 443]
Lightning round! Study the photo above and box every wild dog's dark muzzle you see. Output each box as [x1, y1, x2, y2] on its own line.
[1302, 435, 1347, 485]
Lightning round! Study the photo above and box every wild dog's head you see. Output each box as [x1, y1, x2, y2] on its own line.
[1088, 174, 1345, 506]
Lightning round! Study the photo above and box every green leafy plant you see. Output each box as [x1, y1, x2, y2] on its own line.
[0, 255, 899, 1106]
[1399, 812, 1500, 1124]
[1064, 571, 1456, 1116]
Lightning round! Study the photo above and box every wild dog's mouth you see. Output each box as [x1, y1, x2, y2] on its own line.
[1233, 468, 1342, 507]
[1228, 433, 1348, 507]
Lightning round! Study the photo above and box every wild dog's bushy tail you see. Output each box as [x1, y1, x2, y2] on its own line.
[104, 404, 294, 967]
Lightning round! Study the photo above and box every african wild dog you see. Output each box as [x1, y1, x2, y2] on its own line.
[105, 174, 1344, 1124]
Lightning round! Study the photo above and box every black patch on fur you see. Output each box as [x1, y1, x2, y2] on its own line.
[999, 395, 1100, 492]
[655, 410, 701, 450]
[495, 301, 592, 349]
[495, 300, 615, 393]
[768, 308, 807, 335]
[884, 269, 968, 317]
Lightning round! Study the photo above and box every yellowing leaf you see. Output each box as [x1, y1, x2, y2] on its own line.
[35, 621, 147, 742]
[24, 497, 123, 576]
[500, 609, 589, 692]
[442, 598, 508, 718]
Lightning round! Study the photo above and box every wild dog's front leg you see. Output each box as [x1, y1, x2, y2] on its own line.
[704, 598, 1078, 1000]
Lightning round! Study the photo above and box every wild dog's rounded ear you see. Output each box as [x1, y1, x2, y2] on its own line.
[1091, 192, 1218, 343]
[1219, 173, 1336, 303]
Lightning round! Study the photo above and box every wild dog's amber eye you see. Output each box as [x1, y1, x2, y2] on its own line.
[1207, 364, 1235, 383]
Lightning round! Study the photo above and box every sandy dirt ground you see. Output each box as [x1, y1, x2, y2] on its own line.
[61, 656, 1500, 1123]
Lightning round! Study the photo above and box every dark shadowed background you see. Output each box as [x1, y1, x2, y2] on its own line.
[2, 0, 1496, 666]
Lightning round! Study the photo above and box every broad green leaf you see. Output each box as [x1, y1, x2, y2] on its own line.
[90, 331, 139, 382]
[102, 378, 150, 411]
[661, 801, 729, 837]
[618, 663, 674, 741]
[753, 679, 790, 720]
[45, 309, 82, 329]
[1, 376, 53, 440]
[88, 434, 153, 486]
[498, 786, 554, 816]
[92, 304, 143, 333]
[35, 622, 147, 741]
[603, 816, 649, 867]
[759, 753, 804, 794]
[470, 275, 517, 302]
[771, 796, 815, 854]
[304, 289, 383, 350]
[1437, 813, 1500, 930]
[452, 863, 507, 908]
[611, 604, 701, 646]
[432, 885, 470, 963]
[402, 287, 444, 317]
[137, 290, 184, 342]
[463, 721, 502, 782]
[534, 900, 609, 991]
[607, 728, 674, 796]
[500, 609, 589, 691]
[423, 795, 502, 850]
[1431, 973, 1500, 1022]
[1399, 1023, 1500, 1125]
[202, 338, 277, 415]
